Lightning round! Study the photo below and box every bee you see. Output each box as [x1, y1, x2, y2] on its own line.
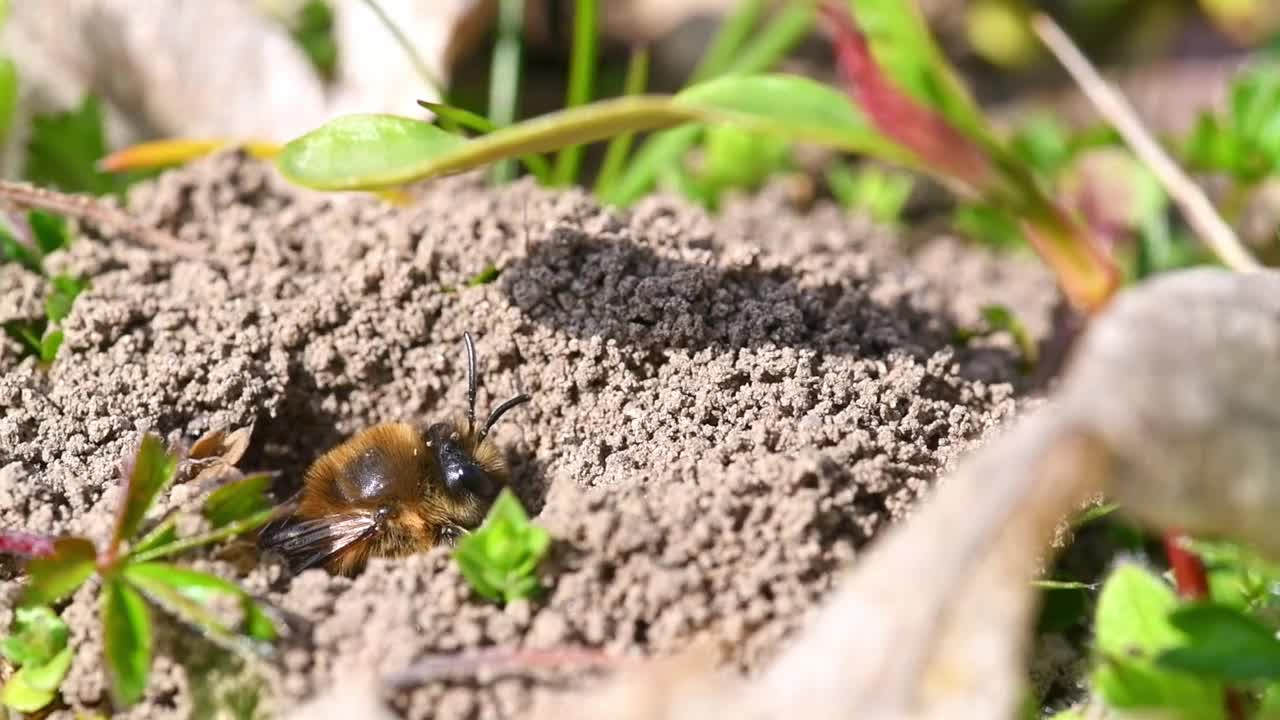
[258, 332, 530, 576]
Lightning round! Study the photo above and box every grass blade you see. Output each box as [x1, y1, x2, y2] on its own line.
[723, 0, 818, 76]
[551, 0, 599, 186]
[605, 1, 818, 206]
[489, 0, 525, 183]
[101, 577, 152, 709]
[593, 46, 651, 198]
[688, 0, 766, 84]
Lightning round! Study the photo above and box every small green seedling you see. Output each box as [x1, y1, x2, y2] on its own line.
[0, 430, 280, 710]
[1, 606, 73, 713]
[825, 160, 915, 225]
[1, 210, 89, 364]
[1184, 63, 1280, 188]
[952, 304, 1037, 373]
[453, 488, 550, 604]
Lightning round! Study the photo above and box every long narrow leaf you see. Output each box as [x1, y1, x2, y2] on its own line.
[489, 0, 525, 183]
[594, 47, 651, 198]
[110, 433, 179, 558]
[551, 0, 599, 186]
[101, 577, 152, 709]
[123, 563, 276, 653]
[688, 0, 767, 84]
[607, 0, 818, 206]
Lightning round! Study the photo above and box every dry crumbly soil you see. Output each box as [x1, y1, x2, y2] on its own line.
[0, 151, 1061, 719]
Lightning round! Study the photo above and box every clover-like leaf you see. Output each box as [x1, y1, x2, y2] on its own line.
[1090, 563, 1225, 718]
[101, 576, 152, 709]
[1, 606, 69, 667]
[1157, 603, 1280, 682]
[20, 537, 97, 607]
[1, 644, 72, 713]
[453, 488, 551, 604]
[110, 433, 180, 555]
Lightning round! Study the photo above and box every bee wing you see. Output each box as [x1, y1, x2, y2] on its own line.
[258, 512, 379, 573]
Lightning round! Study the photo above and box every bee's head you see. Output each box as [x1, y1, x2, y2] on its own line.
[430, 332, 530, 530]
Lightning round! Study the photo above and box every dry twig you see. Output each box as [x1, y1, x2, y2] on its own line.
[1030, 13, 1262, 273]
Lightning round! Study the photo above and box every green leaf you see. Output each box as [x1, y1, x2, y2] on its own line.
[38, 330, 64, 364]
[280, 73, 910, 194]
[1157, 603, 1280, 682]
[1, 606, 69, 666]
[453, 488, 551, 604]
[45, 273, 89, 324]
[0, 225, 44, 274]
[2, 317, 46, 359]
[101, 576, 152, 708]
[18, 644, 73, 693]
[111, 434, 180, 552]
[127, 508, 275, 564]
[1, 650, 68, 712]
[24, 94, 126, 196]
[1090, 563, 1225, 719]
[699, 124, 791, 195]
[28, 211, 71, 256]
[0, 58, 17, 148]
[201, 473, 275, 529]
[20, 537, 98, 607]
[466, 264, 501, 287]
[1009, 114, 1073, 178]
[980, 304, 1037, 370]
[416, 100, 553, 182]
[123, 562, 277, 645]
[952, 203, 1026, 250]
[289, 0, 338, 81]
[825, 162, 914, 224]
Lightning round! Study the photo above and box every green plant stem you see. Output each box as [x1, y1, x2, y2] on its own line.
[593, 47, 650, 197]
[417, 100, 553, 182]
[489, 0, 525, 184]
[688, 0, 766, 84]
[551, 0, 599, 186]
[128, 510, 274, 564]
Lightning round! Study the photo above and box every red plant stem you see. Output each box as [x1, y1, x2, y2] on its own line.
[1164, 529, 1247, 720]
[817, 1, 991, 189]
[0, 530, 57, 558]
[1162, 529, 1208, 600]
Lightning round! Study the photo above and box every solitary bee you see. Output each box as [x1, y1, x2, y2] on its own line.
[258, 333, 531, 576]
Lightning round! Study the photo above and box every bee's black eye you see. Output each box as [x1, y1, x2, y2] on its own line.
[428, 423, 500, 501]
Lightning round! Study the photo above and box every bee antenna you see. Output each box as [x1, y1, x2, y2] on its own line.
[463, 332, 478, 437]
[480, 393, 531, 441]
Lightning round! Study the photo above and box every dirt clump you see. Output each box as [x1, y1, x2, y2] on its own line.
[0, 150, 1056, 718]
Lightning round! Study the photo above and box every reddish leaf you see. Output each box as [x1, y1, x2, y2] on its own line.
[20, 537, 98, 607]
[0, 531, 57, 558]
[819, 2, 993, 191]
